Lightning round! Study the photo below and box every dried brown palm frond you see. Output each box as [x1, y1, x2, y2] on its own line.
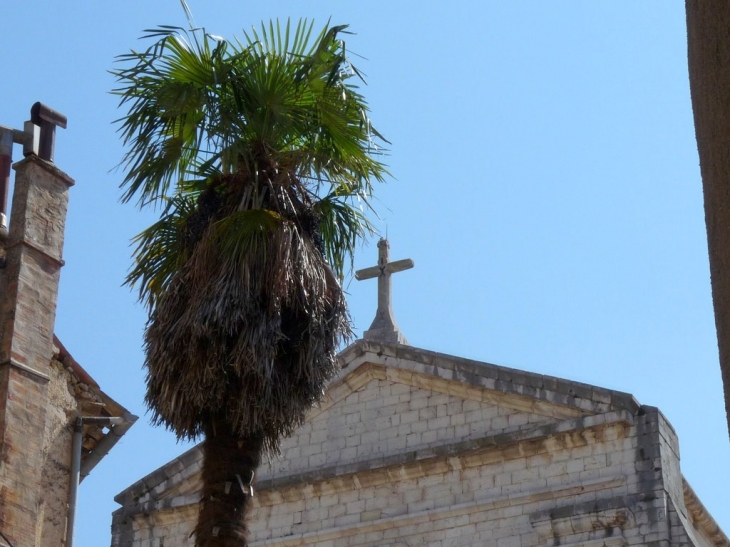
[144, 176, 349, 452]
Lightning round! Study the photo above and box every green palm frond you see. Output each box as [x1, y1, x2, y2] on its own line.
[125, 193, 199, 310]
[112, 18, 387, 206]
[314, 193, 375, 277]
[210, 209, 282, 264]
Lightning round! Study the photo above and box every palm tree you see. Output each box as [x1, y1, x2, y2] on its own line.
[113, 19, 387, 546]
[685, 1, 730, 441]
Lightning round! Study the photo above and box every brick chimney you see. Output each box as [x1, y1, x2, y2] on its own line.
[0, 152, 73, 545]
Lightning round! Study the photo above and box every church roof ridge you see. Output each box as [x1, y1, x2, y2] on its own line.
[339, 339, 642, 417]
[114, 443, 204, 506]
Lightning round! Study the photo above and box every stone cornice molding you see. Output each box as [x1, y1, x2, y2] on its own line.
[683, 478, 730, 547]
[3, 237, 65, 267]
[115, 410, 631, 519]
[0, 358, 51, 383]
[12, 154, 75, 187]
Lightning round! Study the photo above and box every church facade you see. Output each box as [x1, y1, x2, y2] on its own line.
[112, 336, 728, 546]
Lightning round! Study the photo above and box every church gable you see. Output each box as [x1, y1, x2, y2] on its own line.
[115, 339, 635, 509]
[338, 340, 640, 418]
[261, 363, 582, 482]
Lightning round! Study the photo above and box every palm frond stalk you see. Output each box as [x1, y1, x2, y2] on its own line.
[113, 19, 387, 546]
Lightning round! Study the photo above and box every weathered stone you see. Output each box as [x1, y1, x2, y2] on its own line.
[111, 340, 728, 547]
[0, 144, 134, 547]
[355, 239, 413, 344]
[0, 156, 72, 547]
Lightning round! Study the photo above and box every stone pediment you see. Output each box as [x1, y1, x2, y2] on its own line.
[113, 340, 729, 547]
[114, 340, 639, 514]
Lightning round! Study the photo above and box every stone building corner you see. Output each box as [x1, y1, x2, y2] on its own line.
[0, 107, 136, 547]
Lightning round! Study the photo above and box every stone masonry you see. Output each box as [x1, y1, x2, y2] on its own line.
[0, 155, 73, 547]
[0, 128, 136, 547]
[111, 340, 728, 547]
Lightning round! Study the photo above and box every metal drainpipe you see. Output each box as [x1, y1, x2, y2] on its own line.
[67, 415, 134, 547]
[79, 412, 138, 480]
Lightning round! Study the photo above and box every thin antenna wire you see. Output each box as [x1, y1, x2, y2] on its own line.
[179, 0, 196, 29]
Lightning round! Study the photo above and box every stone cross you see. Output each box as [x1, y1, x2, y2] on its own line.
[355, 238, 414, 344]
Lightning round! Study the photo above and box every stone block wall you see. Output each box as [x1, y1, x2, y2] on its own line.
[38, 356, 83, 546]
[245, 412, 634, 546]
[111, 345, 726, 547]
[261, 372, 569, 482]
[0, 156, 73, 547]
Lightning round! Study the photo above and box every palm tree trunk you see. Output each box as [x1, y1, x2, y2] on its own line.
[686, 1, 730, 440]
[195, 419, 263, 546]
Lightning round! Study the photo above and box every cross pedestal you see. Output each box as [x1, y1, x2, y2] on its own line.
[355, 238, 413, 344]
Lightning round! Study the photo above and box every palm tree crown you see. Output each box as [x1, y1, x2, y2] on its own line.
[114, 18, 387, 545]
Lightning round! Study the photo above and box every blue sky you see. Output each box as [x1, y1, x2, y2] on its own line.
[3, 2, 728, 544]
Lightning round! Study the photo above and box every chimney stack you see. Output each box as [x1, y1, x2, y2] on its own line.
[0, 105, 72, 547]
